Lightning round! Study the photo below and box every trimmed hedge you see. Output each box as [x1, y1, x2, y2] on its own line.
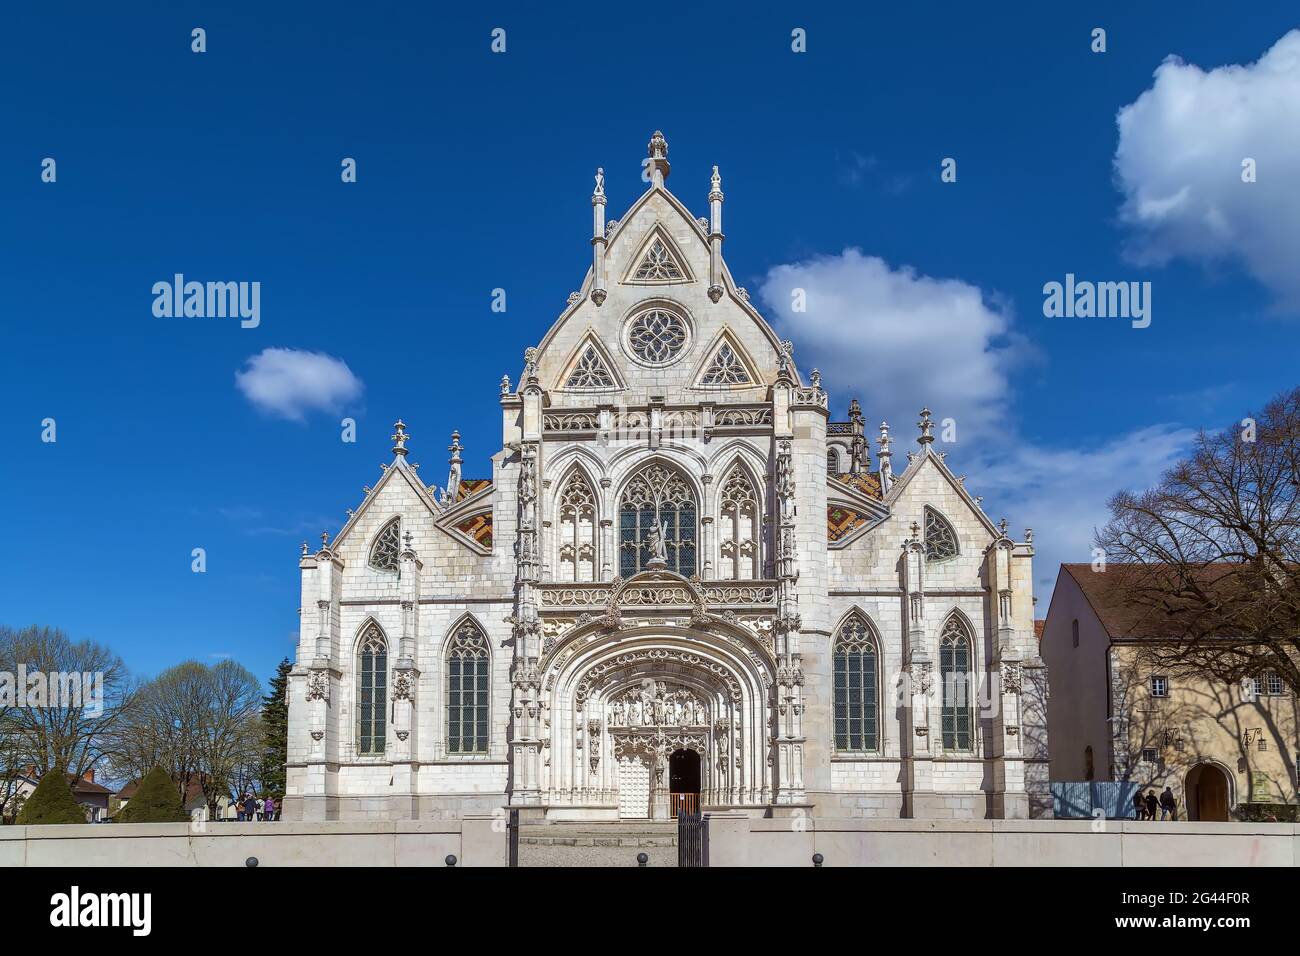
[117, 766, 188, 823]
[16, 769, 88, 825]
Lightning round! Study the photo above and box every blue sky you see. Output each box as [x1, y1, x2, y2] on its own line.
[2, 2, 1297, 683]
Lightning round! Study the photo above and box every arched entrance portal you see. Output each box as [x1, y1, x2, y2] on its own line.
[1185, 763, 1231, 821]
[669, 748, 701, 814]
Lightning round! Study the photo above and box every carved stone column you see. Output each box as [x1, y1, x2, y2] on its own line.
[902, 522, 934, 815]
[773, 438, 806, 804]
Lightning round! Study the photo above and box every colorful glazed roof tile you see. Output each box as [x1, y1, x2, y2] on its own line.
[455, 478, 493, 501]
[456, 511, 493, 548]
[828, 506, 870, 542]
[831, 471, 883, 500]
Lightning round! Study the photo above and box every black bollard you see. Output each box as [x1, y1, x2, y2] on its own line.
[445, 854, 458, 867]
[245, 857, 259, 868]
[636, 852, 648, 867]
[812, 853, 823, 867]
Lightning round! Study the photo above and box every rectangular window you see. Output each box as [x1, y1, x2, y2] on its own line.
[1150, 675, 1169, 698]
[1140, 748, 1159, 764]
[1265, 671, 1285, 696]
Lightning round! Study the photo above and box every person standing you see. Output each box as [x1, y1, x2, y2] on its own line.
[1144, 789, 1159, 821]
[1132, 787, 1146, 820]
[255, 796, 265, 821]
[1159, 787, 1178, 821]
[263, 794, 276, 821]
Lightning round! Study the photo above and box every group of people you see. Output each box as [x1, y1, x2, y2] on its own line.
[232, 792, 278, 821]
[1133, 786, 1178, 820]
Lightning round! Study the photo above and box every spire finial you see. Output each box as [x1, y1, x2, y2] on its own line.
[320, 530, 330, 549]
[448, 430, 463, 464]
[300, 540, 309, 556]
[592, 167, 605, 201]
[917, 408, 935, 445]
[709, 164, 723, 200]
[500, 374, 511, 396]
[391, 420, 410, 456]
[647, 130, 670, 186]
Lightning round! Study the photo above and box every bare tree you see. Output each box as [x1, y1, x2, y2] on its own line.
[1096, 386, 1300, 691]
[0, 625, 132, 781]
[111, 660, 262, 816]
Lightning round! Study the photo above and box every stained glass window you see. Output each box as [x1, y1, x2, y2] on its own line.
[699, 342, 752, 385]
[627, 309, 687, 365]
[368, 517, 401, 572]
[447, 621, 490, 754]
[357, 624, 387, 755]
[632, 238, 685, 280]
[834, 614, 879, 752]
[924, 507, 958, 563]
[940, 616, 973, 751]
[618, 463, 697, 577]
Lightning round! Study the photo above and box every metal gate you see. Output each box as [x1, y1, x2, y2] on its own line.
[677, 810, 708, 867]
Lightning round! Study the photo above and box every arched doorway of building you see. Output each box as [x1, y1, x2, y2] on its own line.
[1185, 763, 1231, 821]
[668, 748, 701, 814]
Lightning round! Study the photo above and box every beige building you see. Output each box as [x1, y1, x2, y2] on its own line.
[1041, 563, 1299, 820]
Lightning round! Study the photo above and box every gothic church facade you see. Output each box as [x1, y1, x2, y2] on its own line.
[284, 132, 1049, 822]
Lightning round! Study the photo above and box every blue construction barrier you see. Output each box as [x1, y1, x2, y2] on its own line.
[1051, 781, 1141, 819]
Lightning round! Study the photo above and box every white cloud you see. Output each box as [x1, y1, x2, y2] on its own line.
[976, 425, 1196, 589]
[1115, 30, 1300, 309]
[761, 250, 1196, 597]
[235, 347, 363, 422]
[759, 248, 1026, 439]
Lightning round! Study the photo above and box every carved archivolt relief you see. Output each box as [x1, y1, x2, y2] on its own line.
[608, 681, 708, 728]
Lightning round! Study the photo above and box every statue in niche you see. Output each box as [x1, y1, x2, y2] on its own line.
[612, 699, 625, 726]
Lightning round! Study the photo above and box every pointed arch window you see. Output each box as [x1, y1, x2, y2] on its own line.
[834, 614, 879, 752]
[447, 621, 490, 755]
[557, 471, 597, 582]
[718, 467, 759, 580]
[357, 624, 387, 755]
[827, 448, 840, 474]
[633, 238, 685, 281]
[618, 463, 697, 578]
[564, 343, 617, 389]
[368, 517, 401, 573]
[699, 342, 752, 386]
[924, 507, 959, 563]
[940, 615, 974, 751]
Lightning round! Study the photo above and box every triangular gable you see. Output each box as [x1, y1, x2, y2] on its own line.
[691, 328, 760, 388]
[328, 458, 442, 552]
[884, 446, 1001, 539]
[555, 331, 625, 391]
[623, 225, 693, 284]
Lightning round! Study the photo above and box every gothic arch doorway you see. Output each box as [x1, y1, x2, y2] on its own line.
[669, 748, 701, 814]
[1185, 763, 1231, 821]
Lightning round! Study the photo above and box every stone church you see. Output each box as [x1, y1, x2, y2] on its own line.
[284, 132, 1049, 823]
